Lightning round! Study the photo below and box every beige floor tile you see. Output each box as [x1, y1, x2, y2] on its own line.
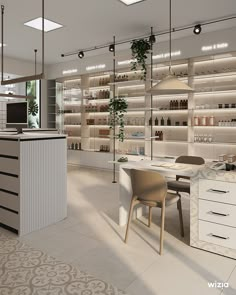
[126, 247, 235, 295]
[222, 265, 236, 295]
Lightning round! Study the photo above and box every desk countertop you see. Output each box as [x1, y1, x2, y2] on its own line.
[0, 132, 66, 141]
[119, 160, 203, 177]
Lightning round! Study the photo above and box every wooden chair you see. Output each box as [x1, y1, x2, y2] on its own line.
[167, 156, 205, 194]
[124, 169, 184, 255]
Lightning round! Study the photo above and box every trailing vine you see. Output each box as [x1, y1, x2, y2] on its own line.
[109, 97, 128, 142]
[131, 38, 151, 80]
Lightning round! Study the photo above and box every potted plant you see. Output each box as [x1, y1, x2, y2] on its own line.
[131, 38, 151, 80]
[28, 99, 39, 128]
[109, 97, 128, 142]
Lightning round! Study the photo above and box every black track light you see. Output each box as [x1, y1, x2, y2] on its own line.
[78, 51, 84, 59]
[193, 24, 202, 35]
[109, 44, 115, 52]
[61, 54, 65, 57]
[149, 34, 156, 44]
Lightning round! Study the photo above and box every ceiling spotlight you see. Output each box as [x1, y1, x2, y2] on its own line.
[78, 51, 84, 59]
[149, 34, 156, 44]
[109, 44, 115, 52]
[193, 24, 202, 35]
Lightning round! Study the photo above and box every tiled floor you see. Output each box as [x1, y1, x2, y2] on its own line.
[17, 166, 236, 295]
[0, 230, 126, 295]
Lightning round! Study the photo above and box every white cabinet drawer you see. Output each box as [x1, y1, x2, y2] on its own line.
[0, 208, 19, 230]
[0, 157, 19, 175]
[199, 199, 236, 228]
[0, 191, 19, 212]
[0, 140, 19, 157]
[199, 220, 236, 250]
[0, 174, 19, 194]
[199, 178, 236, 205]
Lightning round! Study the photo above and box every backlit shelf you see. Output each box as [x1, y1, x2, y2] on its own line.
[152, 126, 188, 129]
[193, 126, 236, 129]
[193, 108, 236, 113]
[193, 142, 236, 146]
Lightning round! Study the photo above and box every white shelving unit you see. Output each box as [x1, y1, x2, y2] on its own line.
[56, 51, 236, 167]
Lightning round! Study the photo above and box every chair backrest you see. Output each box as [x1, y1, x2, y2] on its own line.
[130, 169, 167, 203]
[176, 155, 205, 165]
[176, 155, 205, 180]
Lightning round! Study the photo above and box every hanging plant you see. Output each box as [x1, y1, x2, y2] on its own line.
[28, 99, 39, 116]
[109, 97, 128, 142]
[131, 38, 151, 80]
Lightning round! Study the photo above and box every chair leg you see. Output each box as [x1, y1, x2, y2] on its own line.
[160, 202, 165, 255]
[124, 198, 136, 243]
[148, 206, 152, 228]
[177, 196, 184, 237]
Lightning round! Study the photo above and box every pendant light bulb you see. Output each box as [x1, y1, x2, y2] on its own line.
[78, 51, 84, 59]
[193, 24, 202, 35]
[109, 44, 115, 52]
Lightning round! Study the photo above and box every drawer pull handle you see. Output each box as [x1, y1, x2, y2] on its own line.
[210, 233, 229, 240]
[207, 189, 229, 194]
[209, 211, 229, 217]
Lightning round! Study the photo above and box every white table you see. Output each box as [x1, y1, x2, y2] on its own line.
[119, 160, 201, 226]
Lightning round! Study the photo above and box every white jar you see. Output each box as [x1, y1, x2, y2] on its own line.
[194, 116, 199, 126]
[209, 116, 215, 126]
[201, 116, 207, 126]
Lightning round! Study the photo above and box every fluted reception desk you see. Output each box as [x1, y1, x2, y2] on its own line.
[0, 133, 67, 236]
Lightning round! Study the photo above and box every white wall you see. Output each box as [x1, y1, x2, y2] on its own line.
[47, 26, 236, 80]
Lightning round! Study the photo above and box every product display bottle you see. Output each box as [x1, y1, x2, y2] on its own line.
[160, 131, 163, 141]
[175, 100, 179, 110]
[155, 117, 158, 126]
[209, 116, 215, 126]
[149, 117, 152, 126]
[75, 143, 78, 150]
[194, 116, 199, 126]
[170, 100, 173, 110]
[155, 131, 158, 141]
[201, 116, 207, 126]
[161, 117, 165, 126]
[71, 143, 74, 150]
[167, 117, 171, 126]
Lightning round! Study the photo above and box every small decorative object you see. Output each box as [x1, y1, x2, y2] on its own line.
[183, 121, 188, 126]
[109, 97, 128, 142]
[28, 99, 38, 114]
[130, 38, 151, 80]
[175, 121, 180, 126]
[117, 157, 128, 163]
[71, 143, 74, 150]
[75, 143, 78, 150]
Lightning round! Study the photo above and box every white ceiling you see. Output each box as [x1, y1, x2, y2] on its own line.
[1, 0, 236, 65]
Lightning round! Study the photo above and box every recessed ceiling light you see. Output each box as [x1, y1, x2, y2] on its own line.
[24, 17, 63, 32]
[119, 0, 145, 6]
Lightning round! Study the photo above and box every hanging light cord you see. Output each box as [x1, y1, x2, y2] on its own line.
[169, 0, 172, 74]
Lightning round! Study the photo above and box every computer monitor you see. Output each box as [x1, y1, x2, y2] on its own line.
[6, 102, 28, 134]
